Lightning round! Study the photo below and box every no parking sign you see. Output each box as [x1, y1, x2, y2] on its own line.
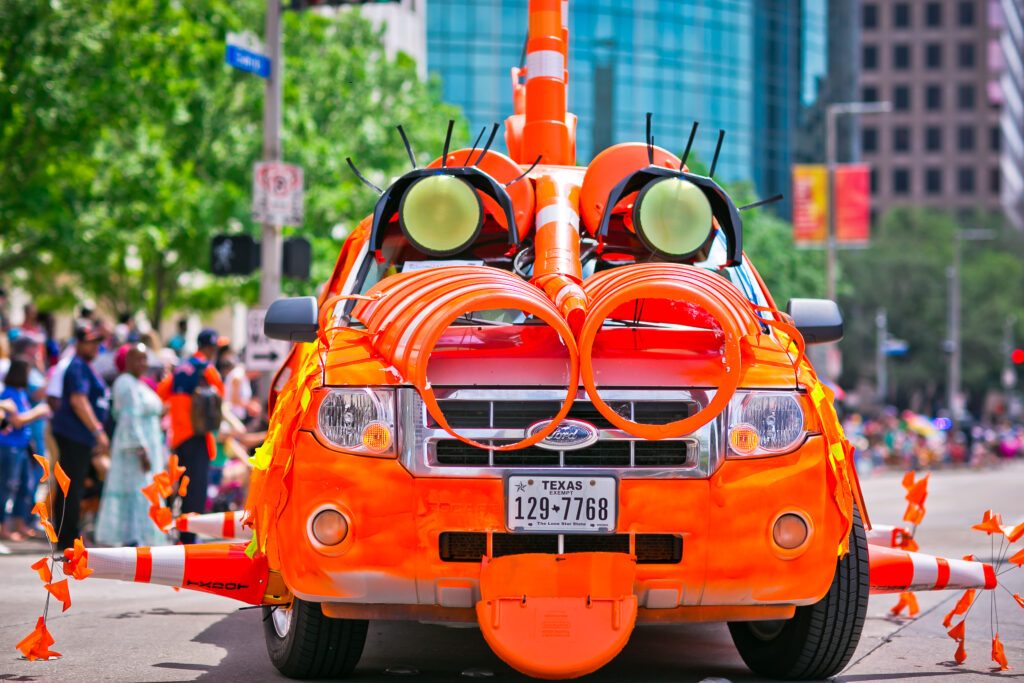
[252, 162, 304, 226]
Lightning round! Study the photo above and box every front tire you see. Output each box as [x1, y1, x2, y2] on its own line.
[262, 598, 368, 679]
[728, 504, 869, 680]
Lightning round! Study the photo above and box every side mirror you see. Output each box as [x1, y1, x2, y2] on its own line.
[786, 298, 843, 345]
[265, 296, 319, 343]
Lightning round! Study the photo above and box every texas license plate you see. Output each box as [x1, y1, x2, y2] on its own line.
[506, 475, 617, 533]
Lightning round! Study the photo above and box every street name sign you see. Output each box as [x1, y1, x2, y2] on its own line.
[252, 162, 304, 226]
[226, 31, 271, 78]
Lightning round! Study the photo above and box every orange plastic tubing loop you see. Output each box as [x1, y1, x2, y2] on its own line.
[579, 266, 759, 439]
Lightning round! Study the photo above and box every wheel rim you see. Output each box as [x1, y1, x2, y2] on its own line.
[747, 619, 788, 641]
[272, 605, 293, 638]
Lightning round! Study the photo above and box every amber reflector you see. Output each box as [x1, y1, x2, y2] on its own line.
[362, 422, 392, 453]
[729, 424, 759, 455]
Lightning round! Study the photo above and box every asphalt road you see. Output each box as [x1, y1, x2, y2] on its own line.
[2, 463, 1023, 682]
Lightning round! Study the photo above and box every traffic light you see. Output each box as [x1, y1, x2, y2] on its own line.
[288, 0, 399, 10]
[1013, 349, 1024, 364]
[211, 235, 261, 276]
[283, 237, 311, 279]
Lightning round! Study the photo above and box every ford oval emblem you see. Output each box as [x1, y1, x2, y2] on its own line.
[527, 419, 600, 451]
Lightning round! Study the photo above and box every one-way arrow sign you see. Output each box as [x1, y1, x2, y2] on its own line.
[245, 309, 292, 372]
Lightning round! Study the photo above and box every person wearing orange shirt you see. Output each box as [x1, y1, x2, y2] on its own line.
[157, 329, 225, 544]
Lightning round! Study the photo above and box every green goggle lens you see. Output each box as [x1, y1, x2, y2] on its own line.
[399, 175, 483, 255]
[634, 177, 713, 258]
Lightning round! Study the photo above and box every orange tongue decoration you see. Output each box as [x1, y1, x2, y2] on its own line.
[16, 616, 60, 661]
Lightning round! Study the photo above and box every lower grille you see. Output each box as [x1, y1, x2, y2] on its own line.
[438, 532, 683, 564]
[435, 440, 692, 468]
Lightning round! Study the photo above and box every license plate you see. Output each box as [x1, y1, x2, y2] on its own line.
[506, 475, 617, 533]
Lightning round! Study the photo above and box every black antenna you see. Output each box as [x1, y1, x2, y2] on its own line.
[709, 129, 725, 177]
[505, 155, 542, 188]
[441, 119, 454, 168]
[474, 123, 500, 166]
[519, 30, 529, 71]
[396, 125, 416, 169]
[739, 194, 784, 211]
[462, 126, 487, 166]
[645, 112, 654, 165]
[680, 121, 698, 170]
[346, 157, 383, 194]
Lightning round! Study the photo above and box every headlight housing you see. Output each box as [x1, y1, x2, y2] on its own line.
[315, 388, 396, 456]
[632, 176, 714, 260]
[727, 391, 807, 458]
[399, 174, 483, 256]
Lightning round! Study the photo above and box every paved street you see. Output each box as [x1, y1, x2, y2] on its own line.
[2, 463, 1023, 682]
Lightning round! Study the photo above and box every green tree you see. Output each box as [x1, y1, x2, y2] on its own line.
[1, 0, 463, 327]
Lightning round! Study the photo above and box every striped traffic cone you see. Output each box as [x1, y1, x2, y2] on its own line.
[868, 545, 996, 594]
[175, 511, 252, 540]
[865, 523, 914, 548]
[65, 542, 271, 605]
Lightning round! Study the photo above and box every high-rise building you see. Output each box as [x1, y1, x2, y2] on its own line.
[999, 0, 1024, 229]
[858, 0, 1005, 220]
[426, 0, 813, 203]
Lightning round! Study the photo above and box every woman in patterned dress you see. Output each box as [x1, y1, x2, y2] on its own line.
[95, 344, 168, 547]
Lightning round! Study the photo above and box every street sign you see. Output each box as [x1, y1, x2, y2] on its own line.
[244, 309, 293, 372]
[252, 162, 304, 226]
[883, 338, 909, 356]
[226, 31, 271, 78]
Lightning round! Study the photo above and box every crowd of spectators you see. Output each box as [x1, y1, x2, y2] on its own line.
[0, 295, 265, 553]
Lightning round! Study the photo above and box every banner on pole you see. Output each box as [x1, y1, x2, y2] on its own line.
[835, 164, 871, 245]
[792, 165, 829, 246]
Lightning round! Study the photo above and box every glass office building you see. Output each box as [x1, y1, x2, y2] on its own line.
[427, 0, 808, 201]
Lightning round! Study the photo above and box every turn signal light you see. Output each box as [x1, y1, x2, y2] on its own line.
[311, 509, 349, 547]
[361, 422, 392, 452]
[773, 513, 809, 550]
[729, 424, 759, 455]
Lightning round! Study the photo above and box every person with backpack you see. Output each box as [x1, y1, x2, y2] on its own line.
[157, 328, 225, 544]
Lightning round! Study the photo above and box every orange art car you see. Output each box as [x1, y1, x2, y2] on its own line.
[68, 0, 997, 679]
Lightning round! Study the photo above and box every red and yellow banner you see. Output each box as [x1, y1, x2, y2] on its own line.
[792, 165, 829, 245]
[835, 164, 870, 245]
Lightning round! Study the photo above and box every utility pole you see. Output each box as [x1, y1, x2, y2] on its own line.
[947, 229, 994, 432]
[876, 308, 887, 402]
[260, 0, 284, 310]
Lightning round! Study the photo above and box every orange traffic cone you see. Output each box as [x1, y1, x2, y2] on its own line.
[65, 542, 272, 605]
[868, 545, 996, 594]
[865, 523, 914, 548]
[175, 511, 252, 540]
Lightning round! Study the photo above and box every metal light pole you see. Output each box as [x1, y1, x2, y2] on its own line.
[260, 0, 284, 310]
[947, 229, 994, 431]
[824, 101, 892, 303]
[876, 308, 887, 401]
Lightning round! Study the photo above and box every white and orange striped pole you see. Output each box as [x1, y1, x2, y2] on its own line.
[522, 0, 572, 166]
[868, 545, 996, 594]
[175, 511, 252, 540]
[865, 523, 914, 548]
[531, 174, 588, 333]
[65, 542, 272, 605]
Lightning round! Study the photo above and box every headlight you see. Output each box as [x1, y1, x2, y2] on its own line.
[399, 174, 483, 256]
[316, 388, 396, 456]
[632, 177, 714, 260]
[727, 391, 806, 458]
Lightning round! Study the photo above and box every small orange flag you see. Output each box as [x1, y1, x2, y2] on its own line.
[178, 475, 190, 498]
[992, 634, 1010, 671]
[904, 504, 925, 525]
[140, 481, 161, 506]
[943, 589, 975, 627]
[973, 512, 1007, 536]
[33, 453, 49, 482]
[54, 462, 70, 497]
[44, 579, 72, 612]
[890, 592, 919, 617]
[148, 505, 172, 532]
[955, 640, 967, 664]
[905, 475, 929, 506]
[1014, 593, 1024, 609]
[1009, 547, 1024, 567]
[167, 454, 186, 484]
[30, 557, 52, 583]
[31, 501, 57, 543]
[153, 471, 174, 498]
[1008, 521, 1024, 543]
[901, 470, 916, 490]
[948, 620, 965, 641]
[66, 537, 93, 580]
[16, 616, 60, 661]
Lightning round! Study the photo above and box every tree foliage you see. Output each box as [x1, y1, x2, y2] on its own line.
[0, 0, 463, 327]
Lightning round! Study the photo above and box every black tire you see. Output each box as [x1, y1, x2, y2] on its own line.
[728, 504, 869, 680]
[262, 598, 368, 679]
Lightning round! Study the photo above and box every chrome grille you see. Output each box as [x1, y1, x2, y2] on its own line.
[398, 388, 723, 478]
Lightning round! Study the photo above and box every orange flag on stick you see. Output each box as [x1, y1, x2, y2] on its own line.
[1008, 547, 1024, 568]
[1009, 521, 1024, 543]
[178, 475, 189, 498]
[16, 616, 60, 661]
[148, 505, 172, 532]
[153, 471, 174, 498]
[890, 592, 920, 617]
[955, 640, 967, 664]
[973, 510, 1008, 536]
[33, 453, 49, 482]
[905, 475, 929, 506]
[140, 481, 161, 506]
[66, 537, 93, 580]
[992, 634, 1010, 671]
[948, 620, 965, 641]
[167, 454, 186, 484]
[943, 589, 976, 627]
[54, 463, 70, 497]
[1014, 593, 1024, 609]
[901, 470, 916, 490]
[45, 579, 72, 612]
[30, 557, 51, 583]
[30, 502, 57, 543]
